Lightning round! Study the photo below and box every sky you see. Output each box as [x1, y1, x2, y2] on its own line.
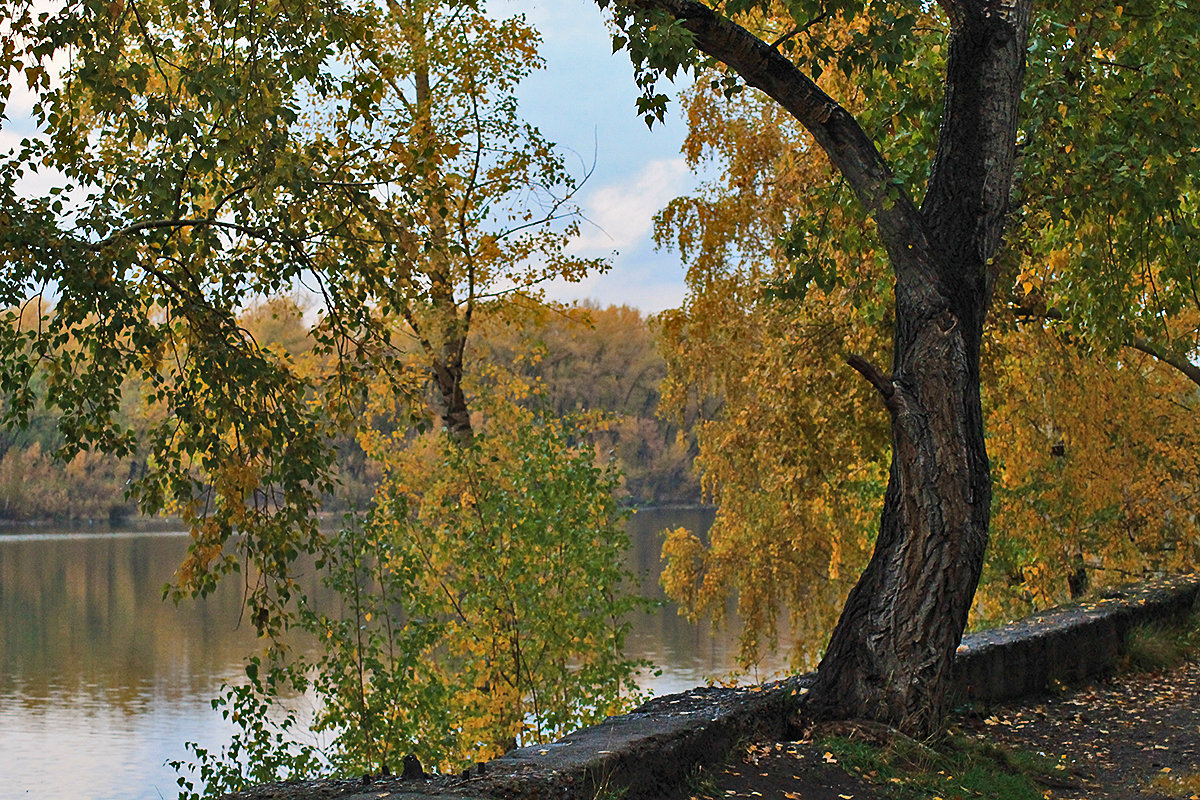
[495, 1, 699, 313]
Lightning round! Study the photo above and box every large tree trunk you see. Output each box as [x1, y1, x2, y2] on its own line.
[804, 265, 991, 735]
[618, 0, 1030, 737]
[805, 6, 1029, 736]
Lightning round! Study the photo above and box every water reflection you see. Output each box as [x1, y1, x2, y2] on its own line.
[0, 509, 799, 799]
[0, 527, 262, 799]
[1, 529, 262, 699]
[623, 507, 796, 694]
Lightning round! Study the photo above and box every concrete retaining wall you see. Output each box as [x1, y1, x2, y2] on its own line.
[230, 573, 1199, 800]
[952, 573, 1200, 703]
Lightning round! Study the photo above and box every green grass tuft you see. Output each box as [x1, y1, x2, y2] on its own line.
[822, 731, 1067, 800]
[1119, 600, 1200, 674]
[681, 762, 718, 799]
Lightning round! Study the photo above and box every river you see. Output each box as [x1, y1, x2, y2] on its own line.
[0, 508, 797, 800]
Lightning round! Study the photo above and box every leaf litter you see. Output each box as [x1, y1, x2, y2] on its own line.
[694, 661, 1200, 799]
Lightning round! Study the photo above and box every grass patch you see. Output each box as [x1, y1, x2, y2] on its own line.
[1119, 600, 1200, 674]
[589, 778, 629, 800]
[681, 762, 718, 800]
[822, 731, 1070, 800]
[1147, 769, 1200, 799]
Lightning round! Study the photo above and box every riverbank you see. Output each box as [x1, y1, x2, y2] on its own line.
[222, 659, 1200, 800]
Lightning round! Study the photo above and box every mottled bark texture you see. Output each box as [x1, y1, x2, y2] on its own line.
[623, 0, 1032, 736]
[431, 331, 473, 441]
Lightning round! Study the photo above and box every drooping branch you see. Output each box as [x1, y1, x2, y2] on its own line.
[1130, 337, 1200, 389]
[1008, 299, 1200, 390]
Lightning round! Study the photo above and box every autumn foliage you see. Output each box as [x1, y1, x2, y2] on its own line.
[655, 68, 1200, 671]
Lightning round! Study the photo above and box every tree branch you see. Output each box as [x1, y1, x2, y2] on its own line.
[88, 218, 273, 249]
[619, 0, 931, 261]
[1006, 301, 1200, 390]
[1129, 337, 1200, 389]
[768, 10, 832, 51]
[846, 353, 897, 406]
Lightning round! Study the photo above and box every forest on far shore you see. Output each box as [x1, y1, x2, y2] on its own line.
[0, 301, 701, 524]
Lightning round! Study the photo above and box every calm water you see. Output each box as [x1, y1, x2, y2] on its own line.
[0, 508, 795, 800]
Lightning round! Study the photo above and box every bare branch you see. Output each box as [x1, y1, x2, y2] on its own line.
[846, 353, 897, 404]
[768, 10, 832, 51]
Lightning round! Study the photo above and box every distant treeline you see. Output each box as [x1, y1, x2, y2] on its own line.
[476, 302, 705, 506]
[0, 301, 699, 522]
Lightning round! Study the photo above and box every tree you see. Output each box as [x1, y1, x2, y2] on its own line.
[338, 383, 646, 769]
[655, 69, 1200, 668]
[602, 0, 1032, 736]
[0, 0, 598, 629]
[3, 0, 385, 629]
[609, 0, 1200, 735]
[976, 0, 1200, 604]
[338, 1, 602, 440]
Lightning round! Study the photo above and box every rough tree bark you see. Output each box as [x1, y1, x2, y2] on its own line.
[616, 0, 1032, 736]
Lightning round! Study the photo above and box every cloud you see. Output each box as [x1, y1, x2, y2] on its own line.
[543, 250, 688, 314]
[569, 158, 690, 255]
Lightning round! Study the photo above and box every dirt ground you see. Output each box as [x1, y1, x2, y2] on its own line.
[694, 660, 1200, 800]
